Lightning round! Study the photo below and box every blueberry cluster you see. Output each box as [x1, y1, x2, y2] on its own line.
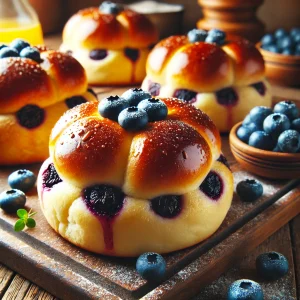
[98, 88, 168, 131]
[260, 27, 300, 56]
[237, 101, 300, 153]
[99, 1, 123, 14]
[0, 38, 41, 62]
[188, 28, 226, 46]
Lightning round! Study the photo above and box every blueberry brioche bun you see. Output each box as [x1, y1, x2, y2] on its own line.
[0, 40, 98, 165]
[60, 1, 158, 86]
[38, 88, 233, 257]
[142, 30, 272, 132]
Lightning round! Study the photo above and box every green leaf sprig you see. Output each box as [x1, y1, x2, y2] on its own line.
[14, 208, 37, 232]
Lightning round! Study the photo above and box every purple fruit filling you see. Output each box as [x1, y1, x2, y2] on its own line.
[217, 154, 231, 170]
[200, 171, 223, 200]
[150, 195, 182, 218]
[65, 96, 87, 109]
[42, 163, 62, 189]
[251, 82, 266, 96]
[124, 48, 139, 62]
[173, 89, 197, 103]
[148, 81, 161, 96]
[89, 49, 108, 60]
[16, 105, 45, 129]
[83, 185, 125, 218]
[216, 87, 238, 106]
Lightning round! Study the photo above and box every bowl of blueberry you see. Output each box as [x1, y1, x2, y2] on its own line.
[230, 100, 300, 179]
[258, 27, 300, 87]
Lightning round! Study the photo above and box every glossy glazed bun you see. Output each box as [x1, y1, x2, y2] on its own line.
[61, 2, 158, 85]
[38, 91, 233, 256]
[142, 31, 272, 132]
[0, 42, 98, 165]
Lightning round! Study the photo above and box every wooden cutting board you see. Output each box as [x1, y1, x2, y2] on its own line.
[0, 87, 300, 300]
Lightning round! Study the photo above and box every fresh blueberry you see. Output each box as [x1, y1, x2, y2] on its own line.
[0, 47, 19, 58]
[274, 28, 288, 40]
[277, 36, 294, 50]
[118, 107, 148, 131]
[0, 44, 7, 50]
[273, 145, 282, 152]
[295, 47, 300, 56]
[237, 124, 259, 143]
[136, 252, 166, 281]
[121, 88, 151, 106]
[151, 195, 182, 218]
[187, 29, 208, 43]
[236, 179, 263, 202]
[98, 95, 129, 121]
[137, 98, 168, 122]
[290, 27, 300, 38]
[261, 44, 279, 53]
[0, 189, 26, 214]
[295, 43, 300, 53]
[291, 118, 300, 131]
[249, 106, 273, 128]
[292, 33, 300, 44]
[227, 279, 264, 300]
[242, 114, 252, 126]
[261, 34, 275, 46]
[99, 1, 123, 14]
[277, 130, 300, 153]
[10, 38, 30, 53]
[256, 252, 289, 281]
[263, 113, 291, 138]
[8, 169, 36, 192]
[20, 46, 41, 62]
[281, 48, 293, 55]
[205, 29, 226, 45]
[248, 131, 276, 150]
[274, 100, 299, 120]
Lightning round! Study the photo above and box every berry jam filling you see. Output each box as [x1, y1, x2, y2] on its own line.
[200, 171, 223, 200]
[148, 81, 161, 96]
[216, 87, 238, 106]
[124, 48, 139, 62]
[16, 105, 45, 129]
[173, 89, 197, 103]
[42, 163, 62, 189]
[251, 82, 266, 96]
[83, 185, 125, 218]
[65, 96, 87, 109]
[217, 154, 231, 170]
[150, 195, 183, 218]
[89, 49, 108, 60]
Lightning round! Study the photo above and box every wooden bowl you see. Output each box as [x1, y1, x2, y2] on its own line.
[257, 42, 300, 87]
[229, 122, 300, 179]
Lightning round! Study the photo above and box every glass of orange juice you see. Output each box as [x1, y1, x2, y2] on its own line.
[0, 0, 43, 45]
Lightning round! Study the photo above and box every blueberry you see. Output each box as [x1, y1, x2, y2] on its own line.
[10, 38, 30, 53]
[227, 279, 264, 300]
[99, 1, 123, 14]
[8, 169, 36, 192]
[136, 252, 166, 281]
[151, 195, 182, 218]
[277, 36, 294, 50]
[98, 95, 129, 121]
[20, 46, 41, 62]
[292, 33, 300, 44]
[263, 113, 291, 138]
[261, 44, 279, 53]
[274, 28, 288, 40]
[256, 252, 289, 281]
[118, 107, 148, 131]
[248, 131, 276, 150]
[17, 105, 45, 129]
[273, 145, 282, 152]
[236, 179, 263, 202]
[121, 88, 151, 106]
[205, 29, 226, 45]
[242, 114, 252, 126]
[290, 27, 300, 38]
[281, 48, 293, 55]
[295, 43, 300, 53]
[274, 100, 299, 120]
[65, 95, 87, 109]
[249, 106, 273, 128]
[0, 47, 19, 58]
[237, 126, 255, 143]
[0, 44, 7, 50]
[200, 171, 223, 201]
[187, 29, 208, 43]
[277, 130, 300, 153]
[89, 49, 108, 60]
[291, 118, 300, 131]
[0, 189, 26, 214]
[261, 34, 275, 46]
[137, 98, 168, 122]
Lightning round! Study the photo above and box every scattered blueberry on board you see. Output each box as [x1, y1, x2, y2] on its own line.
[8, 169, 36, 192]
[256, 252, 289, 281]
[227, 279, 264, 300]
[237, 101, 300, 153]
[260, 27, 300, 56]
[236, 179, 263, 202]
[136, 252, 166, 281]
[0, 189, 26, 214]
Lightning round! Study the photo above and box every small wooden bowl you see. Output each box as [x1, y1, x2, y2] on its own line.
[257, 42, 300, 87]
[229, 122, 300, 179]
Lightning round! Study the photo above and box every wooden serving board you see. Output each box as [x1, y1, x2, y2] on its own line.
[1, 87, 300, 300]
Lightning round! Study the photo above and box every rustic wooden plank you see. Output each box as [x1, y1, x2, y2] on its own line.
[2, 274, 31, 300]
[23, 283, 56, 300]
[0, 264, 15, 298]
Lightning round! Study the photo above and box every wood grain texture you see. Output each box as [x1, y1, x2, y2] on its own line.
[2, 274, 31, 300]
[0, 265, 14, 298]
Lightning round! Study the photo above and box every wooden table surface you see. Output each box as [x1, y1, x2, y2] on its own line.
[0, 34, 300, 300]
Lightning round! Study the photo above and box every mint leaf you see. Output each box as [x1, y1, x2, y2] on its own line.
[17, 209, 28, 220]
[14, 219, 25, 232]
[26, 218, 36, 228]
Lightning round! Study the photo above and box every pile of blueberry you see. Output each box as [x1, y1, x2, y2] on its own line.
[98, 88, 168, 131]
[0, 38, 41, 62]
[237, 101, 300, 153]
[188, 28, 226, 46]
[260, 27, 300, 56]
